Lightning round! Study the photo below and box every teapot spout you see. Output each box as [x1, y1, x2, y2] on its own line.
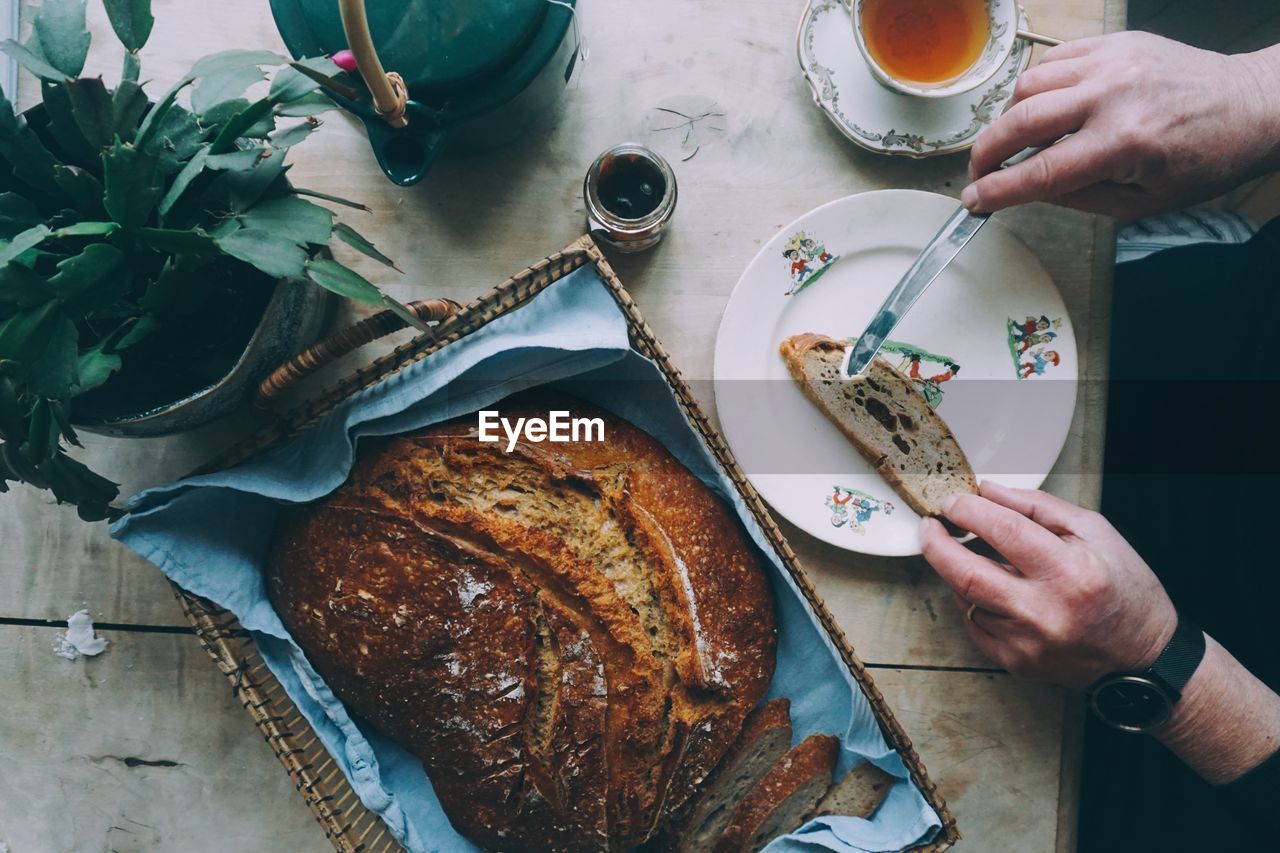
[364, 115, 447, 187]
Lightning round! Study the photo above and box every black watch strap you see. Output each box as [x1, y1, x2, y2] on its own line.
[1144, 612, 1206, 701]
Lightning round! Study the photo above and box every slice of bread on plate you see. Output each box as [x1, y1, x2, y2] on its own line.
[712, 733, 840, 853]
[779, 333, 977, 517]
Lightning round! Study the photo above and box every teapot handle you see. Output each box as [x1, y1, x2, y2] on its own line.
[337, 0, 409, 128]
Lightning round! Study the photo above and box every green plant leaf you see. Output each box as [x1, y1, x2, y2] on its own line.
[332, 222, 399, 269]
[102, 141, 163, 228]
[133, 76, 194, 150]
[204, 146, 281, 171]
[216, 228, 307, 280]
[271, 57, 356, 103]
[207, 150, 287, 213]
[0, 260, 54, 307]
[157, 147, 207, 218]
[64, 77, 114, 150]
[122, 48, 140, 83]
[303, 257, 380, 304]
[43, 450, 120, 518]
[40, 81, 99, 168]
[111, 79, 149, 142]
[0, 89, 69, 203]
[208, 98, 273, 154]
[0, 301, 79, 398]
[304, 259, 430, 333]
[191, 64, 266, 119]
[0, 39, 66, 82]
[22, 397, 58, 461]
[0, 225, 51, 266]
[289, 187, 370, 211]
[239, 195, 331, 246]
[140, 254, 209, 315]
[49, 399, 80, 448]
[48, 243, 126, 315]
[0, 377, 24, 441]
[52, 221, 118, 237]
[0, 193, 43, 238]
[269, 118, 318, 149]
[103, 0, 154, 52]
[76, 345, 122, 392]
[137, 227, 216, 255]
[147, 105, 205, 174]
[109, 314, 159, 351]
[52, 165, 107, 217]
[274, 91, 341, 118]
[34, 0, 90, 78]
[190, 49, 285, 78]
[1, 439, 47, 487]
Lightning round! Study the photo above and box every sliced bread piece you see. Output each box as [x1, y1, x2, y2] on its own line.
[712, 733, 840, 853]
[809, 761, 895, 821]
[779, 333, 977, 517]
[674, 698, 794, 852]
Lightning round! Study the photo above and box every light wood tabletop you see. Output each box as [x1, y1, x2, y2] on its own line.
[0, 0, 1122, 850]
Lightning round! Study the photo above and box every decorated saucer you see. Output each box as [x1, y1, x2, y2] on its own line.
[797, 1, 1034, 158]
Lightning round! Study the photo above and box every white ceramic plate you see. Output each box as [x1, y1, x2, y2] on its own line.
[797, 0, 1033, 158]
[713, 190, 1077, 556]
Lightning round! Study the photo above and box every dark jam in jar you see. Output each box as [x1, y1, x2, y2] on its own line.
[597, 154, 667, 220]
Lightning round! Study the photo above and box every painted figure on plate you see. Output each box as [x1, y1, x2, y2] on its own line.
[1008, 315, 1064, 379]
[783, 231, 839, 295]
[827, 485, 895, 535]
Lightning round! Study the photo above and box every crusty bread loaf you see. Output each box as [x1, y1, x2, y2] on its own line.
[810, 761, 895, 821]
[712, 733, 840, 853]
[267, 391, 777, 851]
[670, 698, 794, 852]
[779, 333, 977, 516]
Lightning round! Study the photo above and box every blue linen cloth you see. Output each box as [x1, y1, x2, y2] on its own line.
[112, 265, 941, 853]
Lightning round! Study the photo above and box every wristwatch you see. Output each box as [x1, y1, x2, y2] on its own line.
[1087, 613, 1206, 733]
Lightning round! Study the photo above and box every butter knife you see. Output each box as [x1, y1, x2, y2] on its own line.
[841, 146, 1047, 378]
[841, 205, 989, 378]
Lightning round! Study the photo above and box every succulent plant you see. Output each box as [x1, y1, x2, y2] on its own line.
[0, 0, 419, 521]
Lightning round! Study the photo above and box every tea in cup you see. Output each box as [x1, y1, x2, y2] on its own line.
[853, 0, 1019, 98]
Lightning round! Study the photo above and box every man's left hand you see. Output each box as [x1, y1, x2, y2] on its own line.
[920, 481, 1177, 688]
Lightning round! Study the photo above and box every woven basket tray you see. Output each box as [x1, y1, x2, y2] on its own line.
[171, 235, 960, 852]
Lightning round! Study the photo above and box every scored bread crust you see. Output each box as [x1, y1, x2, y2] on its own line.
[267, 391, 777, 851]
[712, 733, 840, 853]
[779, 333, 978, 517]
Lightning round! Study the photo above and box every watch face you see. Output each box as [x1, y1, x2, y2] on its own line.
[1090, 676, 1174, 733]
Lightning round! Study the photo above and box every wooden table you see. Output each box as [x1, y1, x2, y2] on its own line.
[0, 0, 1121, 850]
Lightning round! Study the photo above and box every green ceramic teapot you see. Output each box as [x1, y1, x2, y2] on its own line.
[269, 0, 580, 185]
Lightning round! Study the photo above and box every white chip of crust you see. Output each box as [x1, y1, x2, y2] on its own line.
[53, 609, 108, 661]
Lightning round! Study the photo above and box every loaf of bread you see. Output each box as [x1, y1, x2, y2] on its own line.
[267, 392, 777, 851]
[779, 333, 978, 516]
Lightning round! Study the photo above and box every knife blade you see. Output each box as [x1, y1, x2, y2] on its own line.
[841, 205, 990, 378]
[840, 145, 1050, 379]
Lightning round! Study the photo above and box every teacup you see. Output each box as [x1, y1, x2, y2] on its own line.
[852, 0, 1019, 99]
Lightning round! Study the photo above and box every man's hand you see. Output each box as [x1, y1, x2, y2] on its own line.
[963, 33, 1280, 218]
[919, 480, 1177, 688]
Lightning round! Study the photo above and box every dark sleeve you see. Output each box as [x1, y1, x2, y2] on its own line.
[1215, 748, 1280, 823]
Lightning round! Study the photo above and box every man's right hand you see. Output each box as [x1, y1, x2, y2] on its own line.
[963, 32, 1280, 219]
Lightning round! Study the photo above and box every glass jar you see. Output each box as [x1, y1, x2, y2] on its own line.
[583, 143, 677, 253]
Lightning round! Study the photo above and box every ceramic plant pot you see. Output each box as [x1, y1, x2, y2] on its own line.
[73, 275, 333, 438]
